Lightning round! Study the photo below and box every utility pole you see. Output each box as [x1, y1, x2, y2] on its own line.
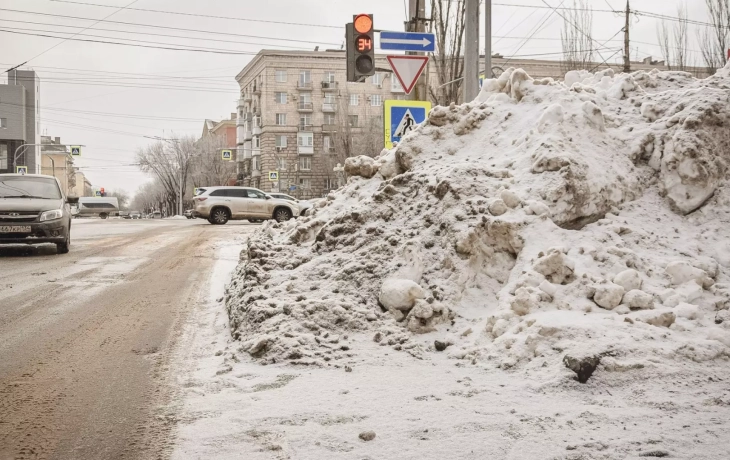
[485, 0, 492, 80]
[407, 0, 427, 101]
[464, 0, 479, 101]
[623, 1, 631, 73]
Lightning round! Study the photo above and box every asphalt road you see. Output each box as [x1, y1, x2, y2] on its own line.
[0, 218, 253, 460]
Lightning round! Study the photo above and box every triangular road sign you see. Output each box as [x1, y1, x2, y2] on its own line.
[386, 56, 429, 95]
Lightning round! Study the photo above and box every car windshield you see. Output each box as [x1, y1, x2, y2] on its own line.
[0, 177, 62, 199]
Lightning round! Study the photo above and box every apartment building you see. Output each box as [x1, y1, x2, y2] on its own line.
[234, 50, 408, 199]
[201, 114, 237, 148]
[0, 70, 41, 174]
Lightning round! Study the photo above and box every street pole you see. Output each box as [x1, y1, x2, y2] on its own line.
[464, 0, 480, 102]
[485, 0, 492, 79]
[408, 0, 427, 101]
[623, 1, 631, 73]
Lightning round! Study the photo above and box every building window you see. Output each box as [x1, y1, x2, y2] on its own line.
[300, 92, 312, 103]
[277, 158, 287, 170]
[252, 156, 260, 171]
[323, 93, 336, 104]
[275, 135, 287, 148]
[299, 177, 312, 189]
[349, 115, 359, 128]
[297, 132, 313, 147]
[0, 144, 7, 169]
[372, 73, 383, 85]
[253, 136, 261, 148]
[275, 92, 287, 104]
[299, 114, 312, 128]
[299, 157, 312, 171]
[299, 70, 311, 85]
[276, 113, 287, 125]
[324, 114, 336, 125]
[325, 177, 334, 190]
[371, 94, 383, 106]
[0, 118, 6, 128]
[392, 76, 404, 92]
[276, 70, 287, 82]
[349, 94, 359, 106]
[323, 136, 332, 152]
[324, 71, 336, 83]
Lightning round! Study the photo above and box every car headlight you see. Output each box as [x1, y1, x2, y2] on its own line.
[40, 209, 64, 222]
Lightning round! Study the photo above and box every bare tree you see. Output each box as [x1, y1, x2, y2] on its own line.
[656, 20, 672, 70]
[191, 135, 237, 188]
[673, 4, 689, 70]
[107, 189, 130, 210]
[560, 0, 594, 73]
[699, 0, 730, 72]
[137, 135, 197, 215]
[429, 0, 466, 105]
[130, 180, 166, 214]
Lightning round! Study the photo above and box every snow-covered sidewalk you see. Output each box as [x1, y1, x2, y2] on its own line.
[170, 238, 730, 460]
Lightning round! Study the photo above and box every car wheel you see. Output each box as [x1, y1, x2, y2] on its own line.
[274, 207, 292, 223]
[100, 213, 108, 219]
[211, 208, 229, 225]
[57, 230, 70, 254]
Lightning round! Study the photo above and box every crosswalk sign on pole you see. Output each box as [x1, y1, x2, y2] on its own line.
[16, 166, 28, 175]
[268, 171, 279, 181]
[221, 149, 233, 161]
[71, 146, 81, 156]
[383, 100, 431, 149]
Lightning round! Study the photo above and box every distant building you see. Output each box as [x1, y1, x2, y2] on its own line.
[0, 70, 41, 174]
[234, 50, 406, 199]
[71, 169, 93, 197]
[40, 136, 75, 195]
[202, 114, 237, 148]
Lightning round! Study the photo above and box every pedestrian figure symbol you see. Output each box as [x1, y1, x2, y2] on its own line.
[394, 110, 416, 138]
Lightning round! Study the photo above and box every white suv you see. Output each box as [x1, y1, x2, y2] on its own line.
[193, 186, 300, 225]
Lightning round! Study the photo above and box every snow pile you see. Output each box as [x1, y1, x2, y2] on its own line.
[225, 63, 730, 377]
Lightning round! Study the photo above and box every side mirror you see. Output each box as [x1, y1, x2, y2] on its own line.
[265, 195, 271, 200]
[67, 196, 79, 204]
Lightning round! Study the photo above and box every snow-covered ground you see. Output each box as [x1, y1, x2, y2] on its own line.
[172, 64, 730, 459]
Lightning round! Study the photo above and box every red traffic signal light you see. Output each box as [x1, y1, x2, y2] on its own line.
[354, 14, 373, 34]
[347, 14, 375, 82]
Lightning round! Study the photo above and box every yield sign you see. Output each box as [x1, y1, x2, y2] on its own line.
[386, 55, 429, 95]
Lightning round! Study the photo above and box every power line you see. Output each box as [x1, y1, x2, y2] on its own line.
[8, 0, 139, 71]
[46, 0, 341, 29]
[0, 8, 341, 46]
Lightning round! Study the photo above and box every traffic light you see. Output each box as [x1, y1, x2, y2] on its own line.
[346, 14, 374, 82]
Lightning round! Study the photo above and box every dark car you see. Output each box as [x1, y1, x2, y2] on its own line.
[0, 174, 78, 254]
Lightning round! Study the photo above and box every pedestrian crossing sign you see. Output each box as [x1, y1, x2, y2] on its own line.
[268, 171, 279, 181]
[221, 149, 233, 161]
[16, 165, 28, 175]
[71, 146, 81, 156]
[383, 100, 431, 149]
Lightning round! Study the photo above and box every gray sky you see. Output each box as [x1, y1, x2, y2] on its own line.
[0, 0, 709, 195]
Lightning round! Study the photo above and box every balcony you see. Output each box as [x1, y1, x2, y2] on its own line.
[244, 128, 253, 141]
[322, 103, 336, 113]
[297, 102, 313, 112]
[243, 94, 252, 102]
[321, 81, 338, 91]
[298, 145, 314, 155]
[298, 124, 313, 132]
[243, 141, 252, 159]
[322, 124, 337, 133]
[297, 80, 312, 89]
[253, 87, 261, 96]
[253, 147, 261, 156]
[252, 117, 262, 135]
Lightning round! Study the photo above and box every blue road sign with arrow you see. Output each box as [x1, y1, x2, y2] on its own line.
[379, 31, 435, 52]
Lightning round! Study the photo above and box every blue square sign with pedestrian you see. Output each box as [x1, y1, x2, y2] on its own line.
[384, 100, 432, 149]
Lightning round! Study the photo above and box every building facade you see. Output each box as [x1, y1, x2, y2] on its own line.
[201, 115, 237, 148]
[234, 50, 408, 199]
[40, 136, 76, 195]
[0, 70, 41, 174]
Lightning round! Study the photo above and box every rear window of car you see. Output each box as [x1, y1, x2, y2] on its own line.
[195, 188, 207, 196]
[209, 189, 228, 197]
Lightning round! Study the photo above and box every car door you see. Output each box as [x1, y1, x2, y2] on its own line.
[226, 189, 251, 217]
[245, 189, 269, 218]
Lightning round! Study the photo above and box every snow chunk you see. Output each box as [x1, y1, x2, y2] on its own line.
[344, 155, 378, 178]
[665, 261, 713, 288]
[613, 269, 642, 292]
[622, 289, 654, 310]
[379, 278, 425, 312]
[500, 189, 522, 208]
[593, 282, 625, 310]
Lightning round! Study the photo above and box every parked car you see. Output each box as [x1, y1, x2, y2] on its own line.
[130, 211, 141, 219]
[268, 193, 313, 216]
[120, 211, 131, 219]
[193, 186, 300, 225]
[0, 173, 78, 254]
[149, 211, 162, 219]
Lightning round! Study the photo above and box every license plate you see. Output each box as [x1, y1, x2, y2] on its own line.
[0, 225, 32, 233]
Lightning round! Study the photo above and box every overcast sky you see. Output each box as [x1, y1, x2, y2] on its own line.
[0, 0, 709, 196]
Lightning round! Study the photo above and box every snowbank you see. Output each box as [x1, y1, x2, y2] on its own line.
[225, 65, 730, 380]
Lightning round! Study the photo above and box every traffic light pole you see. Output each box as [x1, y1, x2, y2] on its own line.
[464, 0, 480, 102]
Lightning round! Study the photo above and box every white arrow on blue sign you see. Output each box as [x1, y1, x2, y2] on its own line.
[379, 31, 435, 52]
